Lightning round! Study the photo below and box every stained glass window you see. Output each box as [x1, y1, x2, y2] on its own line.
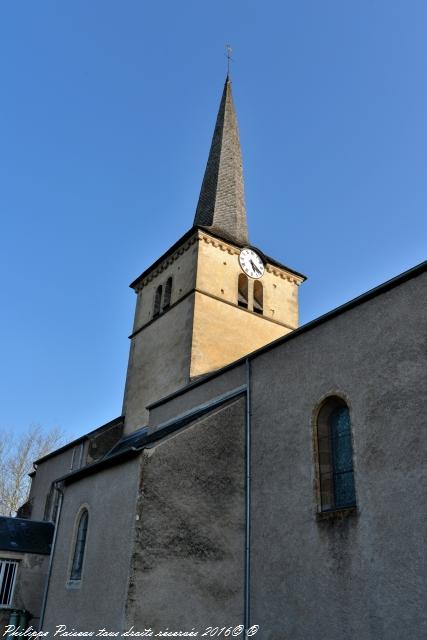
[70, 510, 89, 581]
[317, 399, 356, 511]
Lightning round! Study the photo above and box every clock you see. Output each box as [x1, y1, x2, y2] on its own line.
[239, 248, 265, 279]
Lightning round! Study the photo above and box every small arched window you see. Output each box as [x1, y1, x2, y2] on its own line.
[70, 509, 89, 581]
[163, 277, 173, 311]
[316, 398, 356, 512]
[153, 285, 162, 318]
[238, 274, 249, 309]
[253, 280, 263, 315]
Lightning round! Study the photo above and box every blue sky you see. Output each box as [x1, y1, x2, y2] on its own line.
[1, 1, 426, 439]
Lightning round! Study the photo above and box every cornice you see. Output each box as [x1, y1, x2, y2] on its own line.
[265, 264, 304, 286]
[198, 230, 240, 255]
[199, 230, 304, 286]
[133, 235, 198, 292]
[134, 229, 239, 292]
[130, 225, 306, 291]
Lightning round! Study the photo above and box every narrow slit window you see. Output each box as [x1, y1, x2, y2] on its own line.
[163, 277, 172, 311]
[70, 509, 89, 582]
[238, 274, 249, 309]
[51, 487, 61, 523]
[43, 485, 54, 521]
[317, 398, 356, 512]
[253, 280, 263, 315]
[0, 559, 18, 607]
[153, 285, 162, 318]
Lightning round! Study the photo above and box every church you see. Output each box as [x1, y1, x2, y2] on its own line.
[0, 76, 426, 640]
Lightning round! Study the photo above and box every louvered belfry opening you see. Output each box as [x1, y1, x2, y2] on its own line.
[163, 277, 173, 311]
[153, 285, 162, 318]
[238, 274, 249, 309]
[253, 280, 263, 315]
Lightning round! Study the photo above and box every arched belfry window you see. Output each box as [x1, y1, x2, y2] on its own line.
[163, 277, 173, 311]
[253, 280, 263, 315]
[70, 509, 89, 581]
[153, 285, 162, 318]
[238, 274, 249, 309]
[316, 398, 356, 512]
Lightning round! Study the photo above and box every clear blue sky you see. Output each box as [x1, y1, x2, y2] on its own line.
[1, 1, 426, 439]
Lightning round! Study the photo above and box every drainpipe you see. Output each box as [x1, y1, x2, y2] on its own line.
[39, 482, 64, 630]
[6, 611, 21, 640]
[18, 610, 29, 629]
[244, 358, 252, 634]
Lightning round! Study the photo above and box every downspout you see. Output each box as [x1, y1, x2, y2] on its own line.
[244, 357, 252, 633]
[39, 482, 64, 630]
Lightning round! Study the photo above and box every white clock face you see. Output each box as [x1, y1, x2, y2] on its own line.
[239, 248, 265, 279]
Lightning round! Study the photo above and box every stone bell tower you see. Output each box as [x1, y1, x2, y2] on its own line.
[122, 77, 305, 433]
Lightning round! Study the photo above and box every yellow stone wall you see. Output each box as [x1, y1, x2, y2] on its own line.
[123, 236, 199, 434]
[196, 232, 301, 328]
[123, 295, 195, 433]
[191, 231, 303, 377]
[123, 228, 304, 432]
[190, 292, 290, 378]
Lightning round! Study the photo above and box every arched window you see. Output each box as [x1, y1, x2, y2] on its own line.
[163, 277, 173, 311]
[316, 398, 356, 512]
[238, 274, 249, 309]
[153, 285, 162, 318]
[253, 280, 263, 315]
[70, 509, 89, 581]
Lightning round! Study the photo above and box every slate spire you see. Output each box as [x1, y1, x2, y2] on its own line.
[194, 76, 249, 245]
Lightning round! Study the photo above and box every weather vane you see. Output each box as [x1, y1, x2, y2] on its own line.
[225, 44, 233, 76]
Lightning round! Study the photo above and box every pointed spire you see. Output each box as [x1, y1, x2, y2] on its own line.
[194, 77, 249, 245]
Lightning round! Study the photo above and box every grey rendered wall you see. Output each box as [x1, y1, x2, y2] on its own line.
[126, 396, 246, 631]
[249, 270, 427, 640]
[12, 553, 50, 627]
[148, 363, 246, 428]
[29, 448, 76, 521]
[42, 457, 141, 632]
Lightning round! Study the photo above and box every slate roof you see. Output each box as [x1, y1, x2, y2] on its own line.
[57, 385, 246, 487]
[0, 517, 54, 555]
[194, 76, 249, 245]
[106, 427, 150, 457]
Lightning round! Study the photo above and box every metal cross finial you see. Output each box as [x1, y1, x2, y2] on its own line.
[225, 44, 233, 76]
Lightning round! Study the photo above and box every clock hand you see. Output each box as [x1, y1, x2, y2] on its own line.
[250, 259, 261, 275]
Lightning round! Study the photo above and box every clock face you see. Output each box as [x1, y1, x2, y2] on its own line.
[239, 248, 265, 279]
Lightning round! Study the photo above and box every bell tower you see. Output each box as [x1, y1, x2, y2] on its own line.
[122, 77, 305, 433]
